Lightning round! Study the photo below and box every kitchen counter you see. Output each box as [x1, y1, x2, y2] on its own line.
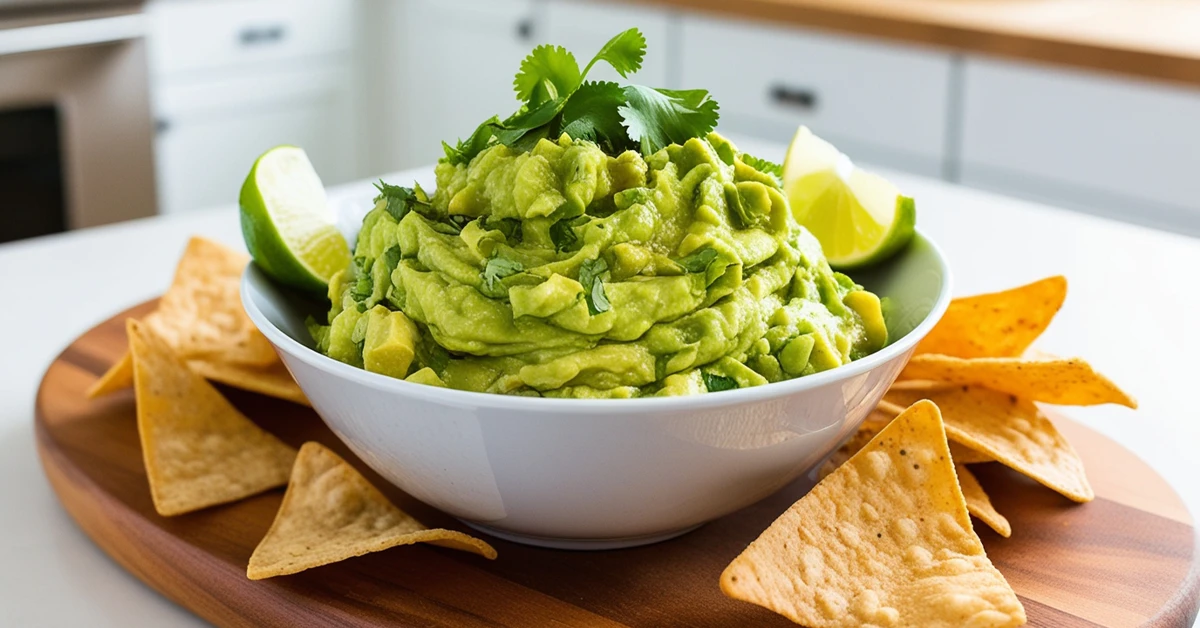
[2, 145, 1199, 625]
[646, 0, 1200, 86]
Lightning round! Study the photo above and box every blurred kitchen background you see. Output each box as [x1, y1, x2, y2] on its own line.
[3, 0, 1199, 244]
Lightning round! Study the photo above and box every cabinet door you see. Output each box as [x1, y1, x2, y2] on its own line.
[680, 16, 952, 176]
[154, 63, 354, 214]
[148, 0, 353, 76]
[542, 0, 671, 87]
[960, 57, 1200, 234]
[401, 0, 536, 166]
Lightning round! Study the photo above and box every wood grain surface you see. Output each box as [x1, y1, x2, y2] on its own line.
[640, 0, 1200, 87]
[35, 302, 1200, 627]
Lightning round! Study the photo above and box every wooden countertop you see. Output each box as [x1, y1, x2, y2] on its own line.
[644, 0, 1200, 87]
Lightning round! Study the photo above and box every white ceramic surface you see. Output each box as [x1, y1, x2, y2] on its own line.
[242, 232, 950, 548]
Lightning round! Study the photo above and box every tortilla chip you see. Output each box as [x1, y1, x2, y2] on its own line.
[151, 237, 276, 367]
[950, 441, 993, 465]
[887, 386, 1093, 502]
[916, 276, 1066, 358]
[819, 418, 1005, 536]
[128, 320, 297, 516]
[722, 400, 1025, 627]
[189, 359, 309, 406]
[247, 442, 497, 580]
[87, 350, 133, 398]
[956, 463, 1011, 538]
[901, 353, 1136, 408]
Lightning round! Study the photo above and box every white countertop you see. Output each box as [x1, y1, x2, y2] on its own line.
[2, 149, 1199, 626]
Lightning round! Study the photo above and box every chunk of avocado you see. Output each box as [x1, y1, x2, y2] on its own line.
[363, 305, 419, 378]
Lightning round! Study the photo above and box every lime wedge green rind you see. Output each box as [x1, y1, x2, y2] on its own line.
[239, 146, 351, 294]
[782, 126, 916, 271]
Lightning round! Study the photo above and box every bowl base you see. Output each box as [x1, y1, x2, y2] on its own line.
[460, 521, 704, 550]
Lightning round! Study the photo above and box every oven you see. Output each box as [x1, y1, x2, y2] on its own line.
[0, 2, 156, 244]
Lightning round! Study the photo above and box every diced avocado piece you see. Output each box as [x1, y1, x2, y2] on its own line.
[779, 334, 816, 376]
[843, 290, 888, 352]
[509, 274, 584, 319]
[362, 305, 419, 379]
[327, 306, 364, 367]
[405, 367, 446, 387]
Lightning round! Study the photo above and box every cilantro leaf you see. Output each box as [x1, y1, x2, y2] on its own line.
[676, 247, 718, 273]
[549, 217, 579, 252]
[619, 86, 720, 155]
[741, 153, 784, 186]
[441, 115, 500, 166]
[482, 255, 524, 291]
[514, 44, 581, 107]
[381, 245, 402, 276]
[373, 181, 430, 222]
[489, 217, 523, 244]
[559, 81, 631, 152]
[578, 257, 611, 315]
[582, 28, 646, 79]
[351, 256, 373, 302]
[703, 372, 739, 393]
[492, 97, 566, 152]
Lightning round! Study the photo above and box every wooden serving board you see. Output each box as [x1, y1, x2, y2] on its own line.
[36, 302, 1200, 628]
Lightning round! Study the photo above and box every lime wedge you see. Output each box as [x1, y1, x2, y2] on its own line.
[240, 146, 350, 293]
[782, 126, 915, 270]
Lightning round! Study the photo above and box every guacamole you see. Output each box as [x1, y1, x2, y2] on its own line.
[311, 133, 887, 398]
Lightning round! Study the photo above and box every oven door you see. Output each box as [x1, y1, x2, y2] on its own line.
[0, 8, 156, 243]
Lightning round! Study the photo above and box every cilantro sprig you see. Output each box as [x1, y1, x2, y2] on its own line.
[578, 257, 611, 315]
[442, 28, 719, 165]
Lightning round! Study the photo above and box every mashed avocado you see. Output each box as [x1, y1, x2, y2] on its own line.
[313, 133, 887, 398]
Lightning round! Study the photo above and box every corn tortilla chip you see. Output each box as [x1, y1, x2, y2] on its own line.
[189, 359, 309, 406]
[86, 350, 133, 398]
[956, 463, 1011, 538]
[88, 346, 305, 405]
[916, 276, 1066, 358]
[151, 237, 276, 367]
[901, 353, 1136, 408]
[887, 386, 1093, 502]
[247, 442, 497, 580]
[129, 320, 297, 516]
[722, 400, 1025, 627]
[820, 417, 1004, 535]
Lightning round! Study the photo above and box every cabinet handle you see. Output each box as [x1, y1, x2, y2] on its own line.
[238, 24, 287, 46]
[515, 17, 534, 41]
[770, 84, 817, 111]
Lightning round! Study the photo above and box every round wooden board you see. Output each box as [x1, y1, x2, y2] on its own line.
[36, 302, 1200, 628]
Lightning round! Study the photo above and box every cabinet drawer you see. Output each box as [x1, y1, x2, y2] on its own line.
[148, 0, 353, 76]
[543, 0, 671, 87]
[960, 57, 1200, 216]
[679, 16, 952, 174]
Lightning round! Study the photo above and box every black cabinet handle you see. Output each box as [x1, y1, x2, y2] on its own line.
[239, 24, 287, 46]
[516, 17, 534, 41]
[770, 84, 818, 111]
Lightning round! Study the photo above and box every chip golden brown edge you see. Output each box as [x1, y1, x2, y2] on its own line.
[887, 386, 1093, 503]
[128, 319, 297, 516]
[722, 400, 1025, 627]
[900, 353, 1136, 408]
[956, 463, 1012, 538]
[247, 442, 496, 580]
[915, 276, 1067, 359]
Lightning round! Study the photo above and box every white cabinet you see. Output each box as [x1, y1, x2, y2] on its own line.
[679, 16, 953, 177]
[395, 0, 537, 168]
[542, 0, 671, 87]
[960, 57, 1200, 234]
[148, 0, 359, 215]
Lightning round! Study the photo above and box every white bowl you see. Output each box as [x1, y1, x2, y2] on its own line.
[242, 233, 950, 549]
